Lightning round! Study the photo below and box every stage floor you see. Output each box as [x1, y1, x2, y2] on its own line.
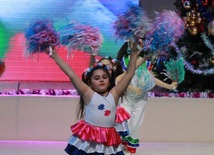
[1, 141, 214, 155]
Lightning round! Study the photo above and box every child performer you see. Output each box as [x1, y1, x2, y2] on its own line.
[45, 43, 138, 155]
[89, 54, 131, 138]
[116, 41, 177, 155]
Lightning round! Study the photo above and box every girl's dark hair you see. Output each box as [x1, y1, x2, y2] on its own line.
[97, 57, 118, 83]
[98, 57, 114, 66]
[115, 42, 129, 77]
[116, 42, 129, 61]
[77, 65, 115, 120]
[115, 60, 123, 77]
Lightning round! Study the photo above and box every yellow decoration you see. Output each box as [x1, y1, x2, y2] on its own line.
[196, 17, 202, 24]
[188, 27, 198, 35]
[191, 14, 196, 20]
[189, 20, 196, 27]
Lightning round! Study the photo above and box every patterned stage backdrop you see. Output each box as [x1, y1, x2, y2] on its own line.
[0, 0, 138, 81]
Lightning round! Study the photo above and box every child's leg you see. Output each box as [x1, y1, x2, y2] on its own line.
[129, 99, 147, 139]
[121, 97, 147, 154]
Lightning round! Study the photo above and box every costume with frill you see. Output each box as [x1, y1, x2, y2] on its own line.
[65, 92, 130, 155]
[120, 56, 155, 154]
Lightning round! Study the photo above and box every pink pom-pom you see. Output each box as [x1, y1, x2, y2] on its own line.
[25, 19, 60, 57]
[113, 3, 152, 41]
[144, 10, 185, 53]
[60, 21, 103, 57]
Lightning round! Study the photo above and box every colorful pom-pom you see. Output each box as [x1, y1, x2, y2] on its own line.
[163, 58, 185, 84]
[59, 21, 103, 57]
[113, 3, 152, 41]
[24, 19, 60, 56]
[143, 10, 185, 54]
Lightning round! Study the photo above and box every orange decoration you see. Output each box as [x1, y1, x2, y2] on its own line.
[196, 17, 202, 24]
[188, 27, 198, 35]
[189, 20, 196, 27]
[191, 14, 196, 20]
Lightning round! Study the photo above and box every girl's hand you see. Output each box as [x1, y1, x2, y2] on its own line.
[129, 40, 139, 54]
[45, 46, 57, 58]
[171, 81, 178, 91]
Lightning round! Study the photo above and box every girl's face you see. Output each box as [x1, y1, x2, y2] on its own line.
[100, 59, 114, 75]
[90, 69, 110, 95]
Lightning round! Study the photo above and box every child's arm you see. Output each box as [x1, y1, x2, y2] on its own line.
[128, 85, 142, 94]
[47, 47, 93, 104]
[116, 73, 142, 94]
[115, 52, 154, 83]
[155, 78, 178, 90]
[111, 43, 138, 100]
[136, 53, 154, 69]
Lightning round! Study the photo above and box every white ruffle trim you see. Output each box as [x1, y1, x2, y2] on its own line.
[68, 135, 123, 154]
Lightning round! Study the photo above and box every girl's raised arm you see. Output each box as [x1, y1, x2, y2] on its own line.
[46, 47, 93, 100]
[111, 43, 138, 101]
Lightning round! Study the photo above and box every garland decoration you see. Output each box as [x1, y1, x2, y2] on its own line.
[174, 44, 214, 75]
[201, 32, 214, 56]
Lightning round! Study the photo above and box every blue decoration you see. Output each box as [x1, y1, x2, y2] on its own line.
[98, 104, 105, 110]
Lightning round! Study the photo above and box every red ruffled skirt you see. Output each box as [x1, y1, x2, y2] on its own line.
[65, 121, 124, 154]
[114, 107, 131, 136]
[71, 120, 122, 146]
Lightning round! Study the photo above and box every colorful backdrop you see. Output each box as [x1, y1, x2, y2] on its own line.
[0, 0, 138, 81]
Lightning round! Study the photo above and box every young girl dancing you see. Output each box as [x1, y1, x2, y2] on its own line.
[116, 41, 177, 155]
[45, 44, 138, 155]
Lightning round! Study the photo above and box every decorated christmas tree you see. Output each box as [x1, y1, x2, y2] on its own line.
[153, 0, 214, 92]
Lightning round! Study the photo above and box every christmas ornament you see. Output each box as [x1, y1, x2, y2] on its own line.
[189, 26, 198, 35]
[180, 46, 188, 54]
[210, 57, 214, 64]
[183, 0, 191, 9]
[186, 12, 191, 17]
[196, 12, 201, 17]
[189, 20, 196, 27]
[191, 13, 196, 20]
[208, 20, 214, 36]
[191, 60, 197, 65]
[202, 0, 209, 5]
[183, 9, 203, 35]
[196, 17, 202, 24]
